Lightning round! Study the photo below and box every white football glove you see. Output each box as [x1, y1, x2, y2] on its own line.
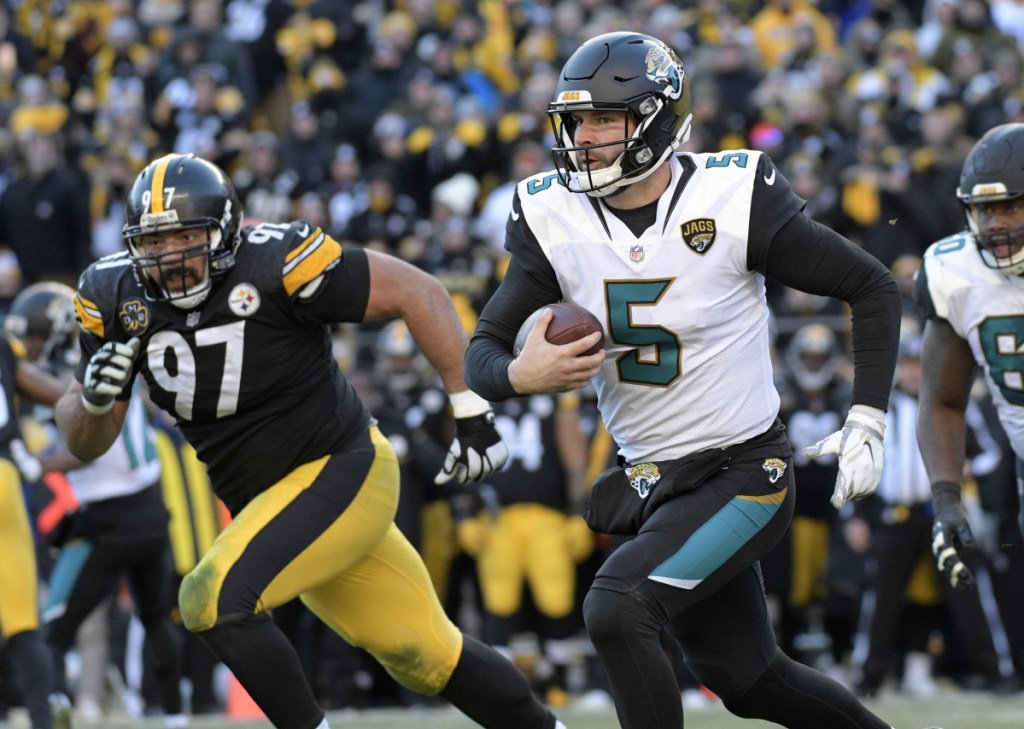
[9, 438, 41, 482]
[82, 337, 141, 415]
[803, 404, 885, 509]
[435, 391, 509, 485]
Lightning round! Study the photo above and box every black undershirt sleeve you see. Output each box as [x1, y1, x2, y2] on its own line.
[465, 189, 562, 401]
[751, 213, 901, 411]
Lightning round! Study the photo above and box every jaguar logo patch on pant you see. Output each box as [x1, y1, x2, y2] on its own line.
[626, 463, 661, 498]
[762, 458, 787, 484]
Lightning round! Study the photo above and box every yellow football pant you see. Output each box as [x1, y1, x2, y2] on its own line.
[179, 427, 463, 694]
[0, 459, 39, 637]
[477, 503, 577, 619]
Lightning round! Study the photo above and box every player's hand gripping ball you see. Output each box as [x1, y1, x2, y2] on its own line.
[513, 302, 605, 357]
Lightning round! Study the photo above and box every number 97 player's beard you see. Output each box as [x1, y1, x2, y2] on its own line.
[147, 247, 207, 299]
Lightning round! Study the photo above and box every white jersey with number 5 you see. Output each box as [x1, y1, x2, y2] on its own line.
[919, 231, 1024, 459]
[518, 153, 778, 463]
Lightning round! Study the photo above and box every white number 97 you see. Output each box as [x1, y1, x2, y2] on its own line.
[147, 323, 245, 420]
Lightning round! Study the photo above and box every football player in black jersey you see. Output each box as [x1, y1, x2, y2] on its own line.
[6, 282, 186, 727]
[54, 153, 566, 729]
[0, 312, 70, 729]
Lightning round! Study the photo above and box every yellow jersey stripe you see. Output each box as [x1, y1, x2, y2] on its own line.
[150, 155, 172, 212]
[156, 430, 194, 575]
[183, 441, 220, 555]
[283, 231, 342, 296]
[74, 292, 105, 338]
[283, 228, 324, 266]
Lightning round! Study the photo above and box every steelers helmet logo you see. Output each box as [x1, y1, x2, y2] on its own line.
[228, 284, 260, 317]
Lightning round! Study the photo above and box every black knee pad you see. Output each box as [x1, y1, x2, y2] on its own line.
[583, 587, 660, 652]
[719, 659, 778, 716]
[195, 611, 273, 662]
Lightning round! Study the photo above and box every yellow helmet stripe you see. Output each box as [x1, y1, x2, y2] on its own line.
[9, 337, 27, 359]
[149, 155, 174, 213]
[73, 292, 105, 338]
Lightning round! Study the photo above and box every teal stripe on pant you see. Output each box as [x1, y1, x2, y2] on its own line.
[650, 496, 782, 588]
[43, 541, 93, 619]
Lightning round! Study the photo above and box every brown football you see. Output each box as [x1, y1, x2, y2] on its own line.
[513, 302, 605, 357]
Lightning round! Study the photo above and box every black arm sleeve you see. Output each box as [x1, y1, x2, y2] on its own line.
[751, 214, 901, 411]
[465, 193, 563, 401]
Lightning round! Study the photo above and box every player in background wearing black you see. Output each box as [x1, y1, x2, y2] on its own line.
[0, 290, 70, 729]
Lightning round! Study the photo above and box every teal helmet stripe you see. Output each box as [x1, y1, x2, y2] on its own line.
[648, 494, 784, 589]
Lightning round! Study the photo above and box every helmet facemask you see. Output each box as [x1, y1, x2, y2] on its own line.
[123, 154, 242, 309]
[548, 32, 692, 198]
[128, 226, 212, 309]
[550, 95, 690, 197]
[786, 324, 840, 392]
[957, 124, 1024, 276]
[962, 198, 1024, 275]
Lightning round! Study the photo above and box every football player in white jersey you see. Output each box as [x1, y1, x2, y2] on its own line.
[916, 123, 1024, 592]
[465, 32, 919, 729]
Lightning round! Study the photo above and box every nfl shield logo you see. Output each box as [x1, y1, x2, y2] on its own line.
[629, 245, 644, 262]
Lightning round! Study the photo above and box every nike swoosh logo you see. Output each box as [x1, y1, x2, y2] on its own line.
[511, 208, 520, 221]
[763, 168, 776, 186]
[296, 222, 310, 236]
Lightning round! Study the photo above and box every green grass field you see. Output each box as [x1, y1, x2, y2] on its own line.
[4, 692, 1023, 729]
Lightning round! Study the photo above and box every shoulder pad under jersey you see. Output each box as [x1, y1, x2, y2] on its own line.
[241, 220, 343, 299]
[74, 252, 139, 340]
[919, 232, 990, 321]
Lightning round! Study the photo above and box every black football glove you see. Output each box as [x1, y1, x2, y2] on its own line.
[435, 392, 509, 485]
[931, 481, 975, 591]
[82, 337, 141, 414]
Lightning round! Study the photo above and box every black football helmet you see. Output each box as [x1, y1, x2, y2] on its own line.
[5, 281, 79, 370]
[548, 32, 692, 197]
[957, 123, 1024, 275]
[785, 323, 841, 392]
[375, 320, 425, 394]
[123, 153, 243, 308]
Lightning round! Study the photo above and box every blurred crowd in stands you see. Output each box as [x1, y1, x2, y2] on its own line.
[3, 0, 1024, 724]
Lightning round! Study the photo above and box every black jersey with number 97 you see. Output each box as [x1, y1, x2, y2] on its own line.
[73, 221, 374, 514]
